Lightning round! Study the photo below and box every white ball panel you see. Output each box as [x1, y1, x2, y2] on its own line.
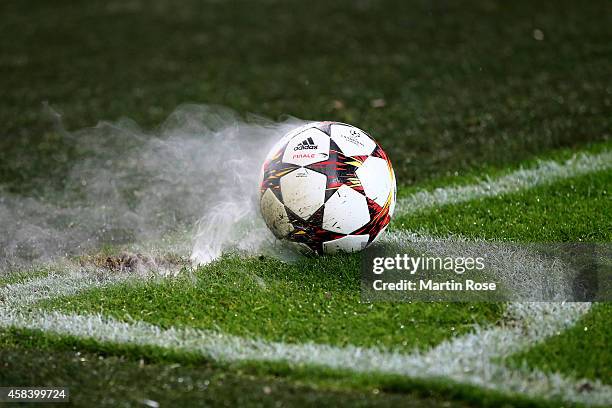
[330, 124, 376, 157]
[280, 168, 326, 220]
[322, 185, 370, 233]
[323, 234, 370, 253]
[260, 188, 293, 238]
[282, 128, 331, 166]
[356, 156, 393, 207]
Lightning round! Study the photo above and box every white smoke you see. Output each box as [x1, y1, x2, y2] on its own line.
[0, 104, 308, 275]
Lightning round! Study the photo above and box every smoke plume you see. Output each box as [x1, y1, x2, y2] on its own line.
[0, 104, 307, 275]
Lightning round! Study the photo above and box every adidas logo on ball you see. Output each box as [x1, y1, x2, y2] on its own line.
[294, 137, 318, 150]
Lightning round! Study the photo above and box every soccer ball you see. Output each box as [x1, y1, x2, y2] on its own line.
[259, 122, 396, 254]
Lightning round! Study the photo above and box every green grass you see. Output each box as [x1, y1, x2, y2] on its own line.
[38, 254, 503, 351]
[508, 303, 612, 385]
[396, 170, 612, 242]
[1, 0, 611, 195]
[2, 0, 611, 406]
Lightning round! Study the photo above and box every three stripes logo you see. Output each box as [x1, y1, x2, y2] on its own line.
[294, 137, 318, 151]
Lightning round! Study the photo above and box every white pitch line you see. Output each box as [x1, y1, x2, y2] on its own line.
[1, 279, 610, 405]
[1, 270, 129, 309]
[1, 270, 610, 406]
[395, 150, 611, 216]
